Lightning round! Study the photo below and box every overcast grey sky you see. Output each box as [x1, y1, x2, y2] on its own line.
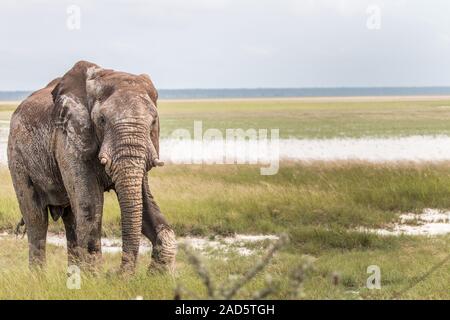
[1, 0, 450, 90]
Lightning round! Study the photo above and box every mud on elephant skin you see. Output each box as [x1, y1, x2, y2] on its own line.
[7, 61, 176, 273]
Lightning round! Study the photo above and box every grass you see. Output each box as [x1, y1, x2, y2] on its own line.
[3, 162, 450, 244]
[4, 98, 450, 138]
[0, 230, 448, 299]
[1, 98, 450, 299]
[0, 162, 449, 299]
[157, 99, 450, 139]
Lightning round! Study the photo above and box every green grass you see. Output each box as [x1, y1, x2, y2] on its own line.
[0, 230, 447, 299]
[1, 98, 450, 299]
[2, 162, 450, 243]
[0, 104, 15, 122]
[304, 235, 449, 299]
[4, 98, 450, 138]
[155, 99, 450, 139]
[2, 162, 450, 248]
[0, 162, 449, 299]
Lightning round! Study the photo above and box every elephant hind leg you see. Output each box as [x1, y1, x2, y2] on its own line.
[141, 176, 177, 272]
[61, 206, 79, 265]
[151, 227, 177, 270]
[10, 170, 48, 268]
[26, 210, 48, 268]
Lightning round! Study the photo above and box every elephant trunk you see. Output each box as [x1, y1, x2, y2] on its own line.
[115, 166, 144, 271]
[108, 120, 151, 272]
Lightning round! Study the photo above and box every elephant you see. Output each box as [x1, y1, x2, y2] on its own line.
[7, 61, 176, 273]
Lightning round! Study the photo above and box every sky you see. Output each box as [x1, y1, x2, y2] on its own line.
[1, 0, 450, 90]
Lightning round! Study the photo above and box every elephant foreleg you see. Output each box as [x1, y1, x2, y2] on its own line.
[58, 157, 104, 270]
[141, 175, 176, 271]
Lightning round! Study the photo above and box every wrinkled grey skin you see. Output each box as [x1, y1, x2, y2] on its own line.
[7, 61, 176, 273]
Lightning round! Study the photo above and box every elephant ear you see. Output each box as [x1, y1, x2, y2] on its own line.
[140, 74, 158, 105]
[52, 61, 102, 160]
[139, 74, 160, 157]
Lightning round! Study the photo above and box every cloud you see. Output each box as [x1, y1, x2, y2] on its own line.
[0, 0, 450, 89]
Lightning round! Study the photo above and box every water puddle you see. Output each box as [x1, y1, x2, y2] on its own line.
[0, 232, 279, 256]
[362, 208, 450, 236]
[179, 234, 279, 256]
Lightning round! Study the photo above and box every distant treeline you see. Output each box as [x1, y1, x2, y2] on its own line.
[2, 87, 450, 101]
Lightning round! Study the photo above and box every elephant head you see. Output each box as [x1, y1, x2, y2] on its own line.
[52, 61, 163, 271]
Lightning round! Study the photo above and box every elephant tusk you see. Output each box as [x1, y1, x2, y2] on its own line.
[153, 158, 164, 167]
[100, 157, 108, 165]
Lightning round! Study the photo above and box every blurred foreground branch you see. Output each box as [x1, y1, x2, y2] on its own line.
[176, 233, 315, 300]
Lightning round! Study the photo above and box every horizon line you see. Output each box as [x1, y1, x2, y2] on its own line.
[2, 85, 450, 92]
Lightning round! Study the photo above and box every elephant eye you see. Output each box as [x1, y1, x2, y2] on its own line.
[99, 115, 106, 125]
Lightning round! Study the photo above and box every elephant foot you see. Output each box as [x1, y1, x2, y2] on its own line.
[119, 251, 138, 276]
[71, 247, 103, 274]
[149, 227, 177, 274]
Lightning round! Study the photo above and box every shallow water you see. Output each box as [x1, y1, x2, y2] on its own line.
[3, 125, 450, 165]
[4, 87, 450, 101]
[362, 208, 450, 236]
[0, 232, 279, 256]
[3, 116, 450, 165]
[161, 135, 450, 164]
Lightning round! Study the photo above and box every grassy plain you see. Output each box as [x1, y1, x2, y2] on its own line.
[3, 97, 450, 138]
[1, 163, 449, 299]
[0, 98, 449, 299]
[0, 235, 448, 299]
